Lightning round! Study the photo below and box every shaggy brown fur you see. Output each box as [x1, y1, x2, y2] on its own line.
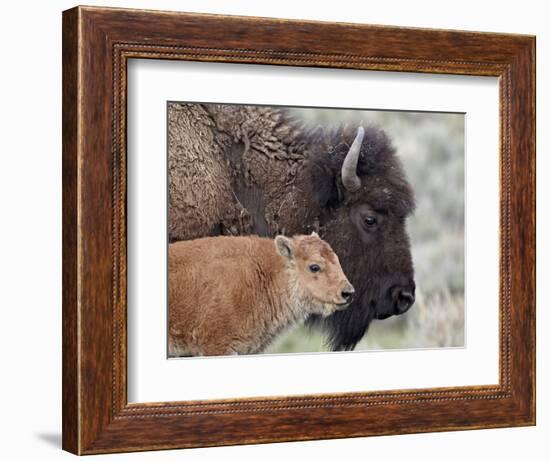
[168, 234, 353, 357]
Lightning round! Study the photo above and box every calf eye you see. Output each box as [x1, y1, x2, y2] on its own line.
[365, 216, 377, 226]
[309, 264, 321, 273]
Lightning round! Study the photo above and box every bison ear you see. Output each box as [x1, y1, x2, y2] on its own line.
[275, 235, 295, 261]
[310, 163, 340, 208]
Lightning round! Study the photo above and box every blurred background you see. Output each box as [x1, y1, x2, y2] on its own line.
[267, 107, 465, 353]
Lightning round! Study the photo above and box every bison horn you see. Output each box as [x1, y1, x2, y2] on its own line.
[341, 126, 364, 192]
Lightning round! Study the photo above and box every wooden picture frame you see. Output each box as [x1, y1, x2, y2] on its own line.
[62, 5, 535, 455]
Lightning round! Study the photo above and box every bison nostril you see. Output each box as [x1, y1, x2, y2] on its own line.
[396, 290, 415, 314]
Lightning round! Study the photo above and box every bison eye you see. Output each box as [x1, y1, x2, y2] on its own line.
[364, 216, 377, 226]
[309, 264, 321, 273]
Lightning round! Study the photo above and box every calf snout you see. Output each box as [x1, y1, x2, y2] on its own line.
[340, 283, 355, 304]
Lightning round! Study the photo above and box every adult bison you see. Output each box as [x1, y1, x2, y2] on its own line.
[168, 103, 416, 351]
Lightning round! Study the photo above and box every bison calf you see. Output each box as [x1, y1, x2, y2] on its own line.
[168, 233, 354, 356]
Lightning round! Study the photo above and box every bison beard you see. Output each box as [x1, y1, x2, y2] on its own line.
[168, 103, 416, 351]
[308, 302, 375, 352]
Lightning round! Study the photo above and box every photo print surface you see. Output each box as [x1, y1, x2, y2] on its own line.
[167, 102, 464, 358]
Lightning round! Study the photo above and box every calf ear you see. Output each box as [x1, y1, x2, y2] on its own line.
[275, 235, 295, 260]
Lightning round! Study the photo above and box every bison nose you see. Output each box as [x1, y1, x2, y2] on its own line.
[396, 290, 415, 314]
[341, 285, 355, 303]
[394, 281, 415, 314]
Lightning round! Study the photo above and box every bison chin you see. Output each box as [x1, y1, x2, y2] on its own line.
[307, 304, 376, 352]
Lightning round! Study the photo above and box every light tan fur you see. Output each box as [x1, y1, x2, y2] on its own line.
[168, 233, 353, 356]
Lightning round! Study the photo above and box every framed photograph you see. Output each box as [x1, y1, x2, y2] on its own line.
[62, 6, 535, 455]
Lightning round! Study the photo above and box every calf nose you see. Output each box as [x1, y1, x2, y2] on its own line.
[341, 284, 355, 303]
